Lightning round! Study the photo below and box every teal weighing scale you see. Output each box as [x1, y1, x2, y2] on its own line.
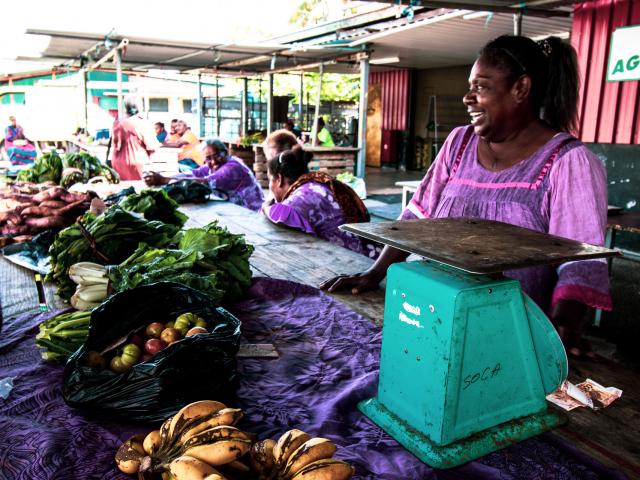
[341, 218, 619, 468]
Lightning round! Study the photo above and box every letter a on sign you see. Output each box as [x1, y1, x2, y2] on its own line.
[607, 25, 640, 82]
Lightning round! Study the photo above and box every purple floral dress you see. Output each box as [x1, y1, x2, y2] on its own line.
[266, 182, 380, 258]
[401, 125, 611, 312]
[177, 156, 264, 211]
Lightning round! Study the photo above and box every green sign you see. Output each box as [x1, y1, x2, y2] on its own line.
[607, 25, 640, 82]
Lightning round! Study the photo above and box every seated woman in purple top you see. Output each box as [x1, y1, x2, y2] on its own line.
[143, 139, 264, 211]
[322, 35, 611, 359]
[264, 146, 380, 258]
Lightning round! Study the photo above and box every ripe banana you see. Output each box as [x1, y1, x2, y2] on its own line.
[143, 430, 161, 455]
[182, 425, 252, 450]
[182, 438, 252, 466]
[158, 414, 175, 453]
[168, 400, 227, 440]
[169, 455, 224, 480]
[249, 438, 276, 475]
[290, 459, 355, 480]
[273, 429, 311, 468]
[282, 438, 337, 479]
[179, 407, 243, 442]
[115, 434, 146, 474]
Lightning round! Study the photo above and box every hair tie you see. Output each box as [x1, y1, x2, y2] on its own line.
[538, 39, 552, 57]
[278, 152, 285, 164]
[500, 47, 527, 73]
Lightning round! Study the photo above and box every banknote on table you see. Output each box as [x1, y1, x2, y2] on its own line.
[546, 378, 622, 411]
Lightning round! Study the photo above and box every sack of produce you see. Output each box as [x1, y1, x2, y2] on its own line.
[62, 282, 241, 422]
[162, 180, 212, 204]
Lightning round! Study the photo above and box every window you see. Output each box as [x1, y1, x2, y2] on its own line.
[149, 98, 169, 112]
[182, 99, 193, 113]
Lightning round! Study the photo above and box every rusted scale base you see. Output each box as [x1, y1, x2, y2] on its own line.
[358, 398, 566, 469]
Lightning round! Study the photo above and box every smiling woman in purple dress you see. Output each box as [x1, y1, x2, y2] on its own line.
[321, 35, 611, 358]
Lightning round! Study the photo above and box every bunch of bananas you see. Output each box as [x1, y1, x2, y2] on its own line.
[249, 429, 354, 480]
[115, 400, 354, 480]
[115, 400, 250, 479]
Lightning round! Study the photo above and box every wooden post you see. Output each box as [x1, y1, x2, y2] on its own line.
[299, 73, 304, 129]
[356, 55, 369, 178]
[242, 77, 248, 137]
[197, 73, 204, 137]
[267, 73, 274, 135]
[514, 10, 523, 36]
[115, 48, 123, 119]
[311, 63, 324, 147]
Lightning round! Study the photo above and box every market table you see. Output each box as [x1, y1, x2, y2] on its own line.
[0, 200, 636, 479]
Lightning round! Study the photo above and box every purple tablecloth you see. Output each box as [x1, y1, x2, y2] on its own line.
[0, 278, 627, 479]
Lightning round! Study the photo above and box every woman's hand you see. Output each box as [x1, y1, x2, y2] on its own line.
[319, 245, 411, 295]
[319, 270, 384, 295]
[142, 171, 169, 186]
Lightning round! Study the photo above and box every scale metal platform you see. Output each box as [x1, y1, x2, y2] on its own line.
[341, 218, 619, 468]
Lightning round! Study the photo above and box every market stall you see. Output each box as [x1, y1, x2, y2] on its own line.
[0, 195, 635, 479]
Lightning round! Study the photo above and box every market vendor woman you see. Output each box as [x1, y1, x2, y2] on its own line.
[144, 139, 264, 211]
[321, 35, 611, 358]
[264, 145, 379, 258]
[4, 116, 37, 167]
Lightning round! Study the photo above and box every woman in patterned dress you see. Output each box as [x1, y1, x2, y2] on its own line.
[321, 35, 611, 358]
[144, 139, 264, 211]
[264, 145, 379, 258]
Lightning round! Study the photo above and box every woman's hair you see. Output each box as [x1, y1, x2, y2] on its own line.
[265, 129, 298, 153]
[478, 35, 579, 134]
[267, 145, 313, 181]
[124, 97, 140, 116]
[204, 138, 228, 156]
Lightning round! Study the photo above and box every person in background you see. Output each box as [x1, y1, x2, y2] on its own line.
[264, 145, 379, 258]
[154, 122, 168, 143]
[163, 119, 204, 169]
[166, 119, 180, 142]
[321, 35, 610, 359]
[262, 129, 298, 161]
[111, 98, 159, 181]
[314, 117, 335, 147]
[143, 139, 264, 211]
[284, 119, 302, 139]
[4, 116, 37, 167]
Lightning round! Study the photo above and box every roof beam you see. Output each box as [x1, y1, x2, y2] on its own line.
[357, 1, 570, 18]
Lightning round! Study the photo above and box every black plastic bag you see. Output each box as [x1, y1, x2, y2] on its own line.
[62, 282, 241, 422]
[162, 180, 213, 204]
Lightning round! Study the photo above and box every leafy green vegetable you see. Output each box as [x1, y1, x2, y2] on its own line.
[17, 151, 63, 183]
[118, 189, 187, 227]
[47, 206, 180, 300]
[16, 151, 119, 187]
[110, 222, 253, 302]
[36, 310, 92, 362]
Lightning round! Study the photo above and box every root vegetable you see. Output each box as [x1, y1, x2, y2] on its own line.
[21, 206, 57, 217]
[33, 187, 67, 203]
[40, 200, 67, 209]
[12, 235, 32, 243]
[24, 216, 73, 230]
[1, 224, 31, 235]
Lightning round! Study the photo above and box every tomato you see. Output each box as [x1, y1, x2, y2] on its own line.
[145, 322, 165, 338]
[86, 350, 108, 370]
[121, 343, 141, 367]
[110, 356, 130, 373]
[145, 338, 167, 355]
[186, 327, 208, 337]
[176, 313, 199, 326]
[160, 327, 181, 345]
